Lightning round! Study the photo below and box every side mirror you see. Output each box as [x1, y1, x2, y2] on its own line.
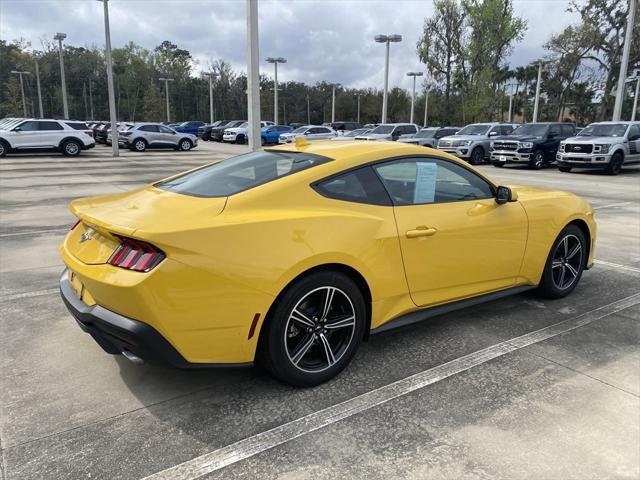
[496, 185, 518, 204]
[13, 126, 22, 132]
[488, 131, 498, 137]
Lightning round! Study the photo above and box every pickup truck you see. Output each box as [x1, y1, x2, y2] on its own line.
[490, 122, 576, 169]
[438, 122, 518, 164]
[556, 121, 640, 175]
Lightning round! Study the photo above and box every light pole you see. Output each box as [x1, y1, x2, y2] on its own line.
[532, 61, 544, 122]
[306, 93, 311, 125]
[33, 55, 44, 118]
[331, 85, 336, 123]
[505, 83, 517, 122]
[54, 32, 69, 119]
[246, 0, 261, 150]
[406, 72, 423, 124]
[357, 93, 361, 124]
[204, 72, 218, 124]
[158, 77, 174, 123]
[613, 0, 636, 120]
[375, 34, 402, 124]
[423, 83, 431, 127]
[97, 0, 119, 156]
[632, 76, 640, 122]
[10, 70, 30, 117]
[266, 57, 286, 125]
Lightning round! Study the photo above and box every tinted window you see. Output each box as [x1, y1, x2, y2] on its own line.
[374, 158, 494, 206]
[139, 125, 159, 132]
[16, 121, 40, 131]
[500, 125, 514, 135]
[38, 121, 63, 131]
[561, 125, 575, 137]
[549, 125, 561, 136]
[65, 122, 88, 130]
[628, 124, 640, 139]
[157, 150, 331, 197]
[158, 125, 174, 133]
[314, 167, 391, 206]
[405, 125, 418, 134]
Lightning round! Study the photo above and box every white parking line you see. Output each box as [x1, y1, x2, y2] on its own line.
[142, 292, 640, 480]
[0, 288, 59, 302]
[595, 259, 640, 274]
[594, 201, 633, 210]
[0, 228, 68, 238]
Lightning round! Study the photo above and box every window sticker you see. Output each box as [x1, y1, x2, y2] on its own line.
[414, 162, 438, 204]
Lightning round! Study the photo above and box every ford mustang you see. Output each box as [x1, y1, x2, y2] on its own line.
[59, 139, 596, 386]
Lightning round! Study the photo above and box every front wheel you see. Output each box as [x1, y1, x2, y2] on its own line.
[558, 166, 572, 173]
[178, 139, 192, 151]
[202, 132, 210, 141]
[469, 146, 484, 165]
[605, 151, 623, 175]
[0, 141, 8, 157]
[491, 161, 504, 168]
[132, 139, 147, 152]
[537, 224, 586, 299]
[529, 150, 545, 169]
[259, 271, 366, 387]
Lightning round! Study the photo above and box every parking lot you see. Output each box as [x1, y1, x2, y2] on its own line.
[1, 142, 638, 480]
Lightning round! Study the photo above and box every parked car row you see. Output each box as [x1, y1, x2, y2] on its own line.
[0, 117, 95, 157]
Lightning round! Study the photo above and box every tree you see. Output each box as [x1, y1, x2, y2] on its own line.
[416, 0, 465, 119]
[142, 83, 164, 122]
[1, 76, 24, 116]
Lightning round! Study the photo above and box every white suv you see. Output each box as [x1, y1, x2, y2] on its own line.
[0, 118, 95, 157]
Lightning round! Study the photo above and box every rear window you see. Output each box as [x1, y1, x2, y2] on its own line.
[157, 150, 331, 197]
[65, 122, 88, 130]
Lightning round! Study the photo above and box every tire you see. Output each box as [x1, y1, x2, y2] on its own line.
[537, 224, 586, 299]
[236, 134, 245, 145]
[261, 136, 266, 146]
[491, 161, 504, 168]
[0, 140, 8, 157]
[61, 139, 81, 157]
[469, 146, 484, 165]
[202, 132, 211, 141]
[178, 139, 192, 151]
[529, 150, 545, 169]
[605, 151, 623, 175]
[132, 138, 147, 152]
[259, 271, 366, 387]
[558, 166, 572, 173]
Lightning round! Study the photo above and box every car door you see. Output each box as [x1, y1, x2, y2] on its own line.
[626, 124, 640, 161]
[400, 125, 418, 140]
[11, 120, 43, 148]
[38, 120, 65, 147]
[157, 125, 178, 146]
[374, 157, 528, 307]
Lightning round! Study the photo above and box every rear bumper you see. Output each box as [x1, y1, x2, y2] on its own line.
[59, 269, 251, 369]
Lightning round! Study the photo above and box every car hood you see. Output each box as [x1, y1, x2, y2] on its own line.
[69, 185, 227, 238]
[562, 136, 622, 144]
[398, 137, 426, 143]
[492, 135, 542, 142]
[441, 134, 484, 142]
[225, 127, 247, 133]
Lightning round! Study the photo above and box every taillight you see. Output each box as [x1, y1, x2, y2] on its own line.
[84, 130, 94, 137]
[108, 237, 165, 272]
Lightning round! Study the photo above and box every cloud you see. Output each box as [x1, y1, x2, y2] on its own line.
[0, 0, 577, 89]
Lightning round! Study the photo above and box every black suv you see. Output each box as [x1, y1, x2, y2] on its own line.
[198, 120, 229, 141]
[325, 121, 362, 132]
[490, 122, 576, 169]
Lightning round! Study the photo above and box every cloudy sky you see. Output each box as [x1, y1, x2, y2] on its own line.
[0, 0, 579, 89]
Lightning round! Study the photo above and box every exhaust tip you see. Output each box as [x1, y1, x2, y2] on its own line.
[122, 350, 145, 365]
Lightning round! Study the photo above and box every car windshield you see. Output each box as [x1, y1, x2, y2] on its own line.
[457, 124, 491, 135]
[416, 128, 437, 138]
[509, 124, 549, 136]
[238, 122, 248, 128]
[578, 123, 628, 137]
[370, 125, 394, 134]
[157, 150, 331, 197]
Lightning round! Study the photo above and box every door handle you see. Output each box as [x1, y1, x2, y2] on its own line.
[406, 226, 438, 238]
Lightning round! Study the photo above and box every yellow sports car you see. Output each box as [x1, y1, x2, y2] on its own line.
[59, 139, 596, 386]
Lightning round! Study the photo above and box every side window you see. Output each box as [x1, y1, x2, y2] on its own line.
[500, 125, 514, 135]
[38, 121, 63, 131]
[158, 125, 173, 133]
[140, 125, 159, 132]
[16, 121, 40, 131]
[628, 124, 640, 140]
[489, 126, 501, 136]
[374, 158, 494, 206]
[314, 167, 391, 206]
[406, 125, 418, 135]
[549, 125, 561, 137]
[307, 128, 319, 134]
[65, 122, 88, 130]
[277, 126, 289, 132]
[435, 129, 447, 139]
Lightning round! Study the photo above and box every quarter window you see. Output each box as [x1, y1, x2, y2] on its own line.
[374, 158, 494, 206]
[313, 167, 391, 206]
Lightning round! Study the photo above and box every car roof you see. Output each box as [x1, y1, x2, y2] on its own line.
[587, 121, 638, 125]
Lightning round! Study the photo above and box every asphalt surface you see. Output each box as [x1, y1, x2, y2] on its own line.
[0, 142, 638, 480]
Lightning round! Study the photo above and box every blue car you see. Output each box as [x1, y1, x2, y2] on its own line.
[261, 125, 294, 145]
[173, 121, 207, 136]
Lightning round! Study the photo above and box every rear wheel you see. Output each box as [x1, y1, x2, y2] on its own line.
[491, 161, 504, 168]
[236, 134, 246, 145]
[132, 139, 147, 152]
[202, 131, 211, 141]
[469, 146, 484, 165]
[61, 139, 81, 157]
[537, 224, 586, 299]
[0, 140, 8, 157]
[259, 271, 366, 387]
[605, 151, 623, 175]
[178, 139, 192, 151]
[558, 166, 572, 172]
